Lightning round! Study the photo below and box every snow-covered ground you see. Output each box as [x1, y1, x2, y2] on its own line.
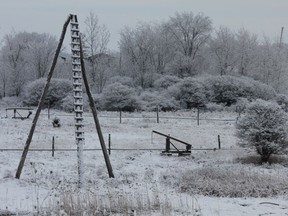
[0, 108, 287, 215]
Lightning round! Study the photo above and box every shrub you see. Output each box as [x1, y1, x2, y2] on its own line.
[0, 96, 23, 107]
[22, 78, 73, 107]
[168, 77, 207, 109]
[100, 82, 140, 111]
[138, 91, 180, 111]
[200, 75, 277, 106]
[153, 75, 181, 89]
[236, 99, 288, 163]
[106, 76, 135, 87]
[276, 94, 288, 112]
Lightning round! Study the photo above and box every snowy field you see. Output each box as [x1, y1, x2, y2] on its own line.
[0, 108, 288, 215]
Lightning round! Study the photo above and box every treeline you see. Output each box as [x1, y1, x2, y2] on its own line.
[0, 11, 287, 105]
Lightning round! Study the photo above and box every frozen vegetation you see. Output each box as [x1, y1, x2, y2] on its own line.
[0, 105, 288, 215]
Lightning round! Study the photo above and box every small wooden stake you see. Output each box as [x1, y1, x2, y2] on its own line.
[108, 134, 111, 155]
[197, 107, 200, 126]
[157, 105, 159, 123]
[52, 136, 55, 157]
[48, 101, 51, 120]
[218, 135, 221, 149]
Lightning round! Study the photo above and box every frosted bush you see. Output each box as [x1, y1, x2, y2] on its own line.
[153, 75, 181, 89]
[0, 96, 23, 107]
[168, 77, 207, 109]
[138, 91, 180, 111]
[100, 82, 140, 111]
[200, 75, 277, 106]
[22, 78, 73, 107]
[276, 94, 288, 112]
[106, 75, 135, 87]
[236, 99, 288, 163]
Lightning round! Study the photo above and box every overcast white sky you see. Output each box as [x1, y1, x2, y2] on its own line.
[0, 0, 287, 51]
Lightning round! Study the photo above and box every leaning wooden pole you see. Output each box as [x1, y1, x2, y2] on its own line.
[15, 15, 72, 179]
[79, 37, 114, 178]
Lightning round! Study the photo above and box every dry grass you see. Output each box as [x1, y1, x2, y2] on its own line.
[235, 154, 288, 166]
[39, 191, 199, 216]
[161, 165, 288, 198]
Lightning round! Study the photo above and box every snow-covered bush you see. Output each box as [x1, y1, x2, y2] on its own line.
[236, 99, 288, 163]
[100, 82, 140, 111]
[201, 75, 277, 106]
[0, 96, 23, 107]
[22, 78, 73, 107]
[106, 76, 135, 87]
[138, 91, 180, 111]
[153, 75, 181, 89]
[168, 77, 207, 109]
[276, 94, 288, 112]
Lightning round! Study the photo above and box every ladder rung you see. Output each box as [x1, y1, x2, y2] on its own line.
[73, 89, 82, 92]
[75, 103, 83, 107]
[72, 62, 81, 65]
[71, 35, 80, 39]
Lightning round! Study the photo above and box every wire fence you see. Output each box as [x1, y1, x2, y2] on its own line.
[2, 107, 240, 155]
[38, 108, 238, 125]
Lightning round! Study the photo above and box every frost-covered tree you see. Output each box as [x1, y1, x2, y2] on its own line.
[0, 32, 29, 96]
[119, 23, 156, 88]
[82, 12, 111, 93]
[235, 28, 258, 76]
[209, 27, 237, 75]
[26, 32, 58, 79]
[0, 31, 59, 96]
[165, 12, 212, 77]
[236, 99, 288, 163]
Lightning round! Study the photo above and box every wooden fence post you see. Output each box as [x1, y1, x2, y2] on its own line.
[165, 136, 170, 152]
[157, 105, 159, 123]
[108, 134, 111, 155]
[197, 107, 200, 126]
[218, 135, 221, 149]
[48, 101, 51, 120]
[52, 136, 55, 157]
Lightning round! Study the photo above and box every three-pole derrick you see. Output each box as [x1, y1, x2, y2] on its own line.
[15, 14, 114, 186]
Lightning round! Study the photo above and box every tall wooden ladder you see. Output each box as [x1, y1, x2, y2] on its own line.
[70, 15, 85, 186]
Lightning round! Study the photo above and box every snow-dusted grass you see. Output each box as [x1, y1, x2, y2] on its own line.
[43, 191, 199, 216]
[0, 108, 288, 215]
[174, 164, 288, 198]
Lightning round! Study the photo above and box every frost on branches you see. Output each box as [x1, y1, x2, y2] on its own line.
[236, 99, 288, 163]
